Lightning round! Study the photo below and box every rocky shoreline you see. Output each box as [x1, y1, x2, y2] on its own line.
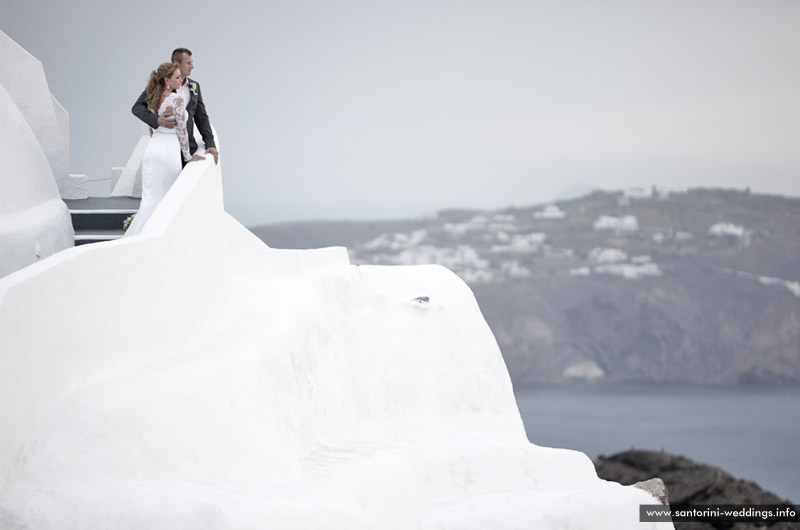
[594, 449, 797, 529]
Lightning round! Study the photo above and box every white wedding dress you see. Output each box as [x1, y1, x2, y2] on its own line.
[125, 92, 191, 237]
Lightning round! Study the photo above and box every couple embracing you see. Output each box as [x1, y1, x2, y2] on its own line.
[125, 48, 219, 237]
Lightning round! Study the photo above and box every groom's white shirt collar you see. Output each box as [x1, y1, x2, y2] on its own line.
[178, 77, 191, 105]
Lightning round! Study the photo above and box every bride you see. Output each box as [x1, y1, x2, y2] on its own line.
[125, 62, 204, 237]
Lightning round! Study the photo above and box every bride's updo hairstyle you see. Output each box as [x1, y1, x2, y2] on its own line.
[145, 62, 179, 111]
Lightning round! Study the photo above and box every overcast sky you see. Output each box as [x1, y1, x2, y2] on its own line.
[2, 0, 799, 226]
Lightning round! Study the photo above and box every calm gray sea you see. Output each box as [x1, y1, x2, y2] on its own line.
[514, 383, 800, 502]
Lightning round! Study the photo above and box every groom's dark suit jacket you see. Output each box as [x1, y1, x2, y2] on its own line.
[131, 77, 215, 156]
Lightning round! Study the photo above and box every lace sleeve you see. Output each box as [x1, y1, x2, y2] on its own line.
[172, 95, 191, 162]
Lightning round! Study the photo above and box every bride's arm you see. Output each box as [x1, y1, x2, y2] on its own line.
[172, 96, 192, 162]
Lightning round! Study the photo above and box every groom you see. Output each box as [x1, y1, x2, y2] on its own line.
[131, 47, 219, 165]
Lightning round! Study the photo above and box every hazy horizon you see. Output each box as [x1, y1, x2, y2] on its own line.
[3, 0, 799, 226]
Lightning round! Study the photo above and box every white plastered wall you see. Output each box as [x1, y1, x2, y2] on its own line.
[0, 158, 230, 486]
[0, 154, 669, 527]
[0, 30, 86, 199]
[0, 83, 74, 278]
[51, 94, 69, 168]
[110, 129, 148, 197]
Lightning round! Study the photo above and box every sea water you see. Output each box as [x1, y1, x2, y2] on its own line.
[514, 383, 800, 502]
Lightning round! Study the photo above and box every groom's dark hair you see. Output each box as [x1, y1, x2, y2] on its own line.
[171, 48, 192, 63]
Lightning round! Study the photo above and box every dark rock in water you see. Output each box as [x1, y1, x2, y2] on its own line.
[595, 449, 797, 529]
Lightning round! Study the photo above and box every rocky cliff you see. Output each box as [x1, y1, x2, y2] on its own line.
[252, 188, 800, 385]
[595, 449, 797, 530]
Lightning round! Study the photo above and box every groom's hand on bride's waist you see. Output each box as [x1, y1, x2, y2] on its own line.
[157, 115, 176, 128]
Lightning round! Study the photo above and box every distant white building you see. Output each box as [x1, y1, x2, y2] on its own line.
[589, 248, 628, 264]
[563, 361, 605, 381]
[569, 267, 591, 277]
[491, 232, 547, 254]
[596, 262, 662, 279]
[624, 187, 653, 199]
[709, 222, 745, 238]
[534, 204, 566, 220]
[593, 215, 639, 232]
[501, 260, 532, 278]
[655, 186, 688, 199]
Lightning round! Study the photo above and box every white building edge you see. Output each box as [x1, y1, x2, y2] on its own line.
[0, 31, 76, 278]
[0, 34, 673, 530]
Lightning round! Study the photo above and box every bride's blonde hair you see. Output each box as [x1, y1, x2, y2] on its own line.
[145, 62, 179, 111]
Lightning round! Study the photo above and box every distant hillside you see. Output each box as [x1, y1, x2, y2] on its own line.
[251, 188, 800, 386]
